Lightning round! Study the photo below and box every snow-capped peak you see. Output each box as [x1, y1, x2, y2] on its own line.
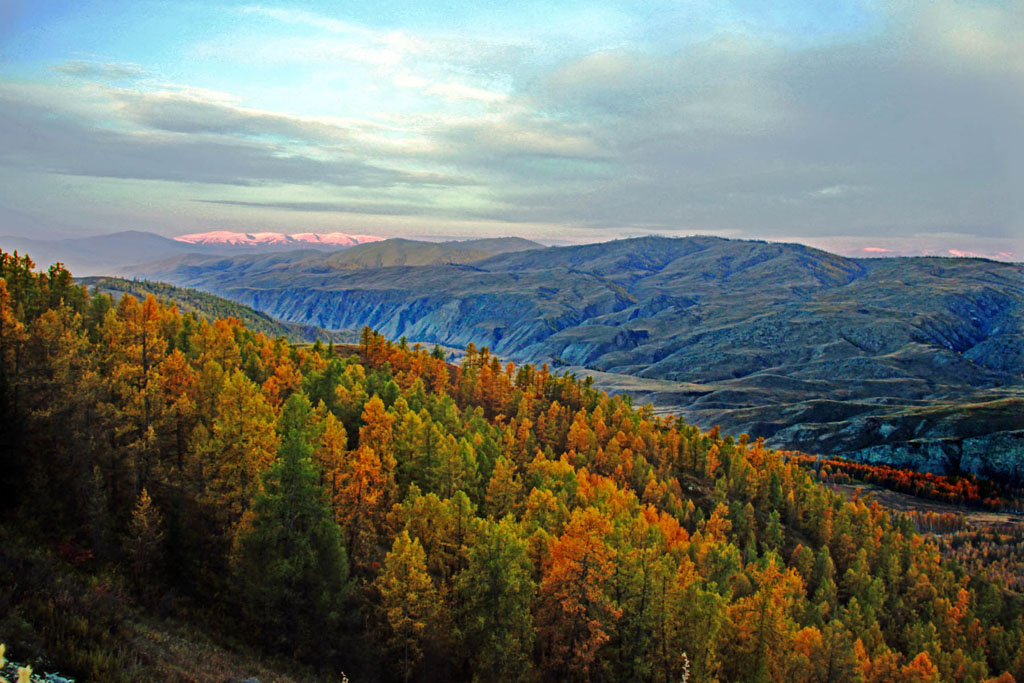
[173, 231, 385, 247]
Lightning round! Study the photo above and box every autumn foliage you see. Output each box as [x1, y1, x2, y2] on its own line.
[2, 249, 1024, 682]
[789, 453, 1016, 510]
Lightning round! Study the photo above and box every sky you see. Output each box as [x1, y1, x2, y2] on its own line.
[0, 0, 1021, 259]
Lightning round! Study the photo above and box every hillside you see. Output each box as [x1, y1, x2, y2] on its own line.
[2, 251, 1023, 682]
[79, 276, 359, 344]
[319, 237, 541, 268]
[127, 235, 1024, 481]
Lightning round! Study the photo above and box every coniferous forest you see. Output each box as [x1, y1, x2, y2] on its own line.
[2, 250, 1024, 682]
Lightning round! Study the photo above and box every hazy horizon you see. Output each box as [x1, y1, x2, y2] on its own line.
[1, 0, 1022, 261]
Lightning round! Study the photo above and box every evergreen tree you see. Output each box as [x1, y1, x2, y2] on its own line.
[234, 394, 352, 658]
[456, 515, 537, 680]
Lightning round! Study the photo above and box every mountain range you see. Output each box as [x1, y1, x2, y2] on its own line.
[129, 236, 543, 278]
[124, 234, 1024, 482]
[173, 230, 384, 248]
[0, 230, 391, 276]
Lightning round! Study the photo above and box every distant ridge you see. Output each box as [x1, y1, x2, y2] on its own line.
[174, 230, 384, 247]
[126, 237, 544, 281]
[0, 230, 206, 277]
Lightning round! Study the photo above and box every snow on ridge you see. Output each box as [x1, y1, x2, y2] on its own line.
[174, 231, 385, 247]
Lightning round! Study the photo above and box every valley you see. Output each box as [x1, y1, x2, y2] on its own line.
[122, 234, 1024, 481]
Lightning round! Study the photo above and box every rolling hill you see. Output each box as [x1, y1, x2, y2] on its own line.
[0, 230, 382, 277]
[125, 235, 1024, 481]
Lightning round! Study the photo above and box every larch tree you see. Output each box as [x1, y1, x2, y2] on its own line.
[195, 369, 279, 531]
[538, 506, 622, 680]
[376, 530, 442, 683]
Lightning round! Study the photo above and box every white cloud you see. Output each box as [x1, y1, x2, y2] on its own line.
[425, 82, 508, 103]
[811, 185, 863, 198]
[52, 59, 147, 82]
[241, 6, 371, 37]
[913, 0, 1024, 75]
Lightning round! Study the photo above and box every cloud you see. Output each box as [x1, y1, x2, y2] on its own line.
[0, 92, 409, 188]
[425, 82, 508, 103]
[811, 185, 863, 198]
[196, 199, 457, 217]
[434, 115, 605, 162]
[460, 4, 1024, 240]
[542, 40, 792, 137]
[912, 0, 1024, 75]
[4, 0, 1024, 249]
[241, 5, 371, 37]
[115, 90, 357, 141]
[52, 59, 147, 82]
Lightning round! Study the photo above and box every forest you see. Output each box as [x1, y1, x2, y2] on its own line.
[789, 455, 1019, 511]
[1, 249, 1023, 682]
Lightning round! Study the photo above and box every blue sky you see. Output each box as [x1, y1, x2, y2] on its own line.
[0, 0, 1021, 258]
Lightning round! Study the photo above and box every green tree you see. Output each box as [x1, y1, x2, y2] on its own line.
[234, 395, 351, 658]
[456, 516, 536, 681]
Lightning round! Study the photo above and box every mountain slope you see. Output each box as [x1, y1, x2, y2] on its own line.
[5, 254, 1022, 681]
[121, 235, 1024, 479]
[79, 276, 359, 344]
[0, 229, 402, 277]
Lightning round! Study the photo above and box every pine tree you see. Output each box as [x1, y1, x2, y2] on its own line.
[234, 395, 351, 658]
[456, 516, 536, 680]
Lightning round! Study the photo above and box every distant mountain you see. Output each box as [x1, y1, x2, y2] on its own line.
[79, 276, 360, 344]
[319, 237, 542, 268]
[0, 230, 213, 277]
[127, 235, 1024, 481]
[444, 236, 545, 254]
[127, 237, 543, 281]
[173, 230, 384, 248]
[0, 229, 392, 277]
